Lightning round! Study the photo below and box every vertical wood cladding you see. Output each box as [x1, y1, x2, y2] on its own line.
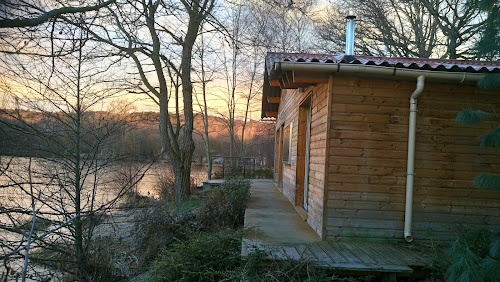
[326, 76, 500, 241]
[275, 84, 329, 238]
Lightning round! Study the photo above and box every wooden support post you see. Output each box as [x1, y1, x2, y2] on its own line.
[222, 158, 225, 178]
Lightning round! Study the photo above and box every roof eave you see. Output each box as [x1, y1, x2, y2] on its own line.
[269, 61, 487, 85]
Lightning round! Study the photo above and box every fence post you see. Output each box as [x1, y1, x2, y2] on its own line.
[222, 158, 225, 178]
[253, 158, 256, 178]
[209, 157, 212, 180]
[243, 158, 246, 178]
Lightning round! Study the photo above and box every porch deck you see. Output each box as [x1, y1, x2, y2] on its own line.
[242, 180, 431, 278]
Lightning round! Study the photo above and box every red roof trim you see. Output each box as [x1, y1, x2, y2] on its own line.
[266, 52, 500, 75]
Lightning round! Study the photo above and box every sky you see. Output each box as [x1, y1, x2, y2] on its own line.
[0, 0, 336, 121]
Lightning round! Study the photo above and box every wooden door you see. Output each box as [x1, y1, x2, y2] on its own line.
[296, 97, 311, 210]
[276, 126, 284, 189]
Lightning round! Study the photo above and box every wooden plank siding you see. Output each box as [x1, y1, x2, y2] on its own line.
[275, 84, 330, 238]
[326, 75, 500, 242]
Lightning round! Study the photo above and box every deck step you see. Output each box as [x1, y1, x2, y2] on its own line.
[202, 179, 224, 189]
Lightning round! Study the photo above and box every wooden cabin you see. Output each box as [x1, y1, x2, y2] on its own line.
[262, 52, 500, 242]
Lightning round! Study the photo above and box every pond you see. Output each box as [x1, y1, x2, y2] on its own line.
[0, 156, 208, 281]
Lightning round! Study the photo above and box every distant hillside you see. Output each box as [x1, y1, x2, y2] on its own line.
[0, 109, 276, 162]
[126, 111, 275, 141]
[1, 109, 275, 138]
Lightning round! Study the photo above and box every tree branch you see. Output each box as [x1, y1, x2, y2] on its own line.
[0, 0, 117, 28]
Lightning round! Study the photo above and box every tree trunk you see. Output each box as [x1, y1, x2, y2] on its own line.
[172, 160, 191, 202]
[74, 34, 85, 275]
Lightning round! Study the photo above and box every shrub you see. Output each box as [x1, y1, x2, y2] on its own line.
[154, 167, 203, 201]
[199, 178, 251, 230]
[119, 189, 154, 209]
[78, 237, 138, 282]
[135, 229, 242, 282]
[30, 237, 136, 282]
[154, 168, 176, 202]
[235, 248, 330, 281]
[254, 167, 274, 179]
[444, 227, 500, 282]
[133, 203, 199, 267]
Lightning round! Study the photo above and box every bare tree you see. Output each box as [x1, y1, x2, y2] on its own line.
[315, 0, 494, 59]
[238, 2, 270, 156]
[193, 33, 218, 179]
[0, 15, 149, 279]
[246, 0, 317, 53]
[315, 0, 440, 57]
[0, 0, 116, 28]
[83, 0, 217, 202]
[422, 0, 494, 59]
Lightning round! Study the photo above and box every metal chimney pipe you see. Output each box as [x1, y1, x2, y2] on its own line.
[345, 15, 356, 55]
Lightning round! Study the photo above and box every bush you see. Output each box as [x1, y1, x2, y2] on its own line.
[236, 249, 330, 282]
[136, 229, 242, 282]
[154, 168, 176, 202]
[120, 190, 154, 208]
[254, 167, 274, 179]
[133, 203, 199, 267]
[30, 237, 135, 282]
[199, 178, 251, 230]
[444, 226, 500, 282]
[154, 166, 204, 202]
[78, 237, 138, 282]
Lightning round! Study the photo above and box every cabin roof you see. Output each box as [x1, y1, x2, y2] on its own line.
[265, 52, 500, 74]
[262, 52, 500, 119]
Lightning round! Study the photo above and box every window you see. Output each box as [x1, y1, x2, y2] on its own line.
[282, 121, 292, 163]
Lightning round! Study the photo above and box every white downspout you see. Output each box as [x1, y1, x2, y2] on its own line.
[404, 75, 425, 242]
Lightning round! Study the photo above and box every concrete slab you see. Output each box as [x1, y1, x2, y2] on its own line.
[243, 180, 320, 246]
[202, 179, 224, 189]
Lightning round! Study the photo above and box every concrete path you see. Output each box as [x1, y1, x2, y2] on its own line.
[243, 180, 320, 248]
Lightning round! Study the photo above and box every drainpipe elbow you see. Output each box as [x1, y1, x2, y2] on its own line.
[411, 75, 425, 100]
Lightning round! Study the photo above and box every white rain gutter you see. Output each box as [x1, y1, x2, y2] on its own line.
[404, 75, 425, 242]
[274, 62, 485, 83]
[273, 61, 486, 241]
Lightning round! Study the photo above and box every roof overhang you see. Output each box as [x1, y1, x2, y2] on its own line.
[271, 61, 488, 85]
[261, 52, 500, 119]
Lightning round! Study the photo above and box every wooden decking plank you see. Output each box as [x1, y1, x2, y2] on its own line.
[308, 243, 335, 266]
[282, 246, 302, 260]
[370, 244, 407, 264]
[329, 242, 364, 263]
[381, 244, 426, 266]
[269, 246, 289, 261]
[328, 263, 413, 273]
[364, 243, 402, 265]
[402, 247, 428, 265]
[350, 242, 390, 265]
[317, 241, 349, 263]
[340, 242, 378, 264]
[295, 244, 319, 261]
[387, 245, 426, 265]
